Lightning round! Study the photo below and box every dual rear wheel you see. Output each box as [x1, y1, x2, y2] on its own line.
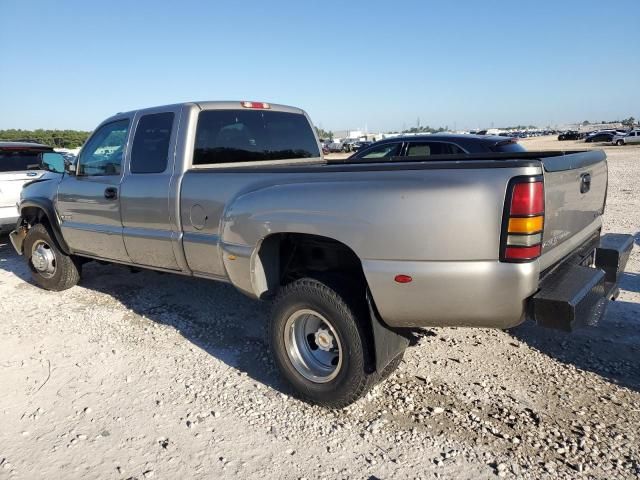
[270, 277, 404, 408]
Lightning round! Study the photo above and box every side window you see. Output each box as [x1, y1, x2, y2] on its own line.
[77, 119, 130, 176]
[130, 112, 174, 174]
[359, 142, 401, 159]
[406, 142, 465, 156]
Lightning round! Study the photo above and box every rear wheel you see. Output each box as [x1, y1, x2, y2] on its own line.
[270, 277, 376, 408]
[24, 223, 80, 291]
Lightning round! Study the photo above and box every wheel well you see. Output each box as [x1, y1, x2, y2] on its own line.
[19, 206, 70, 255]
[255, 233, 367, 298]
[21, 206, 49, 227]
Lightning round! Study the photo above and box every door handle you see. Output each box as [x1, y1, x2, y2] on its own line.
[104, 187, 118, 200]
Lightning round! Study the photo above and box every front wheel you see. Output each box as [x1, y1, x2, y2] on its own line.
[616, 139, 624, 146]
[269, 278, 376, 408]
[23, 223, 81, 291]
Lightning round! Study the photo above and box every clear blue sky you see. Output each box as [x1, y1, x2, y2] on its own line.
[1, 0, 638, 132]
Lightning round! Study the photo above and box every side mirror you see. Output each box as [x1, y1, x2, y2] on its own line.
[40, 152, 66, 174]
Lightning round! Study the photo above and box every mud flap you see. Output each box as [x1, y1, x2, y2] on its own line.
[366, 290, 409, 373]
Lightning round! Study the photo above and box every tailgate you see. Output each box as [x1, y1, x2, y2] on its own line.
[539, 150, 607, 268]
[0, 171, 44, 207]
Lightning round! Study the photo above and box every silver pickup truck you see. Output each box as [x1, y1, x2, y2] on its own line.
[9, 101, 633, 407]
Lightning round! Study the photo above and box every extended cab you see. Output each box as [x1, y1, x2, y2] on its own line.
[10, 101, 633, 407]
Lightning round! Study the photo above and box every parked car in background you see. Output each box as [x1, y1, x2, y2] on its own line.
[558, 131, 580, 141]
[348, 134, 525, 161]
[351, 140, 372, 152]
[341, 139, 360, 152]
[0, 142, 53, 231]
[612, 130, 640, 146]
[326, 142, 344, 153]
[585, 131, 616, 143]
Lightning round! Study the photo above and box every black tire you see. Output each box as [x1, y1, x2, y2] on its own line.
[270, 277, 376, 408]
[616, 139, 624, 146]
[23, 223, 81, 291]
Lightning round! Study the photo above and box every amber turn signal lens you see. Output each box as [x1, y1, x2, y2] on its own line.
[508, 216, 543, 234]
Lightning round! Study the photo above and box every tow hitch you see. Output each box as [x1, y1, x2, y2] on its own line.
[532, 233, 633, 332]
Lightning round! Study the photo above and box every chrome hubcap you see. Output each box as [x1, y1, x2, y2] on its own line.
[31, 240, 56, 278]
[284, 309, 342, 383]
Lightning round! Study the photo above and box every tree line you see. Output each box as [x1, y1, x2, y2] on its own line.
[0, 129, 91, 149]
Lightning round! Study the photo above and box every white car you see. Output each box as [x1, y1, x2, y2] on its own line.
[0, 142, 49, 231]
[612, 130, 640, 146]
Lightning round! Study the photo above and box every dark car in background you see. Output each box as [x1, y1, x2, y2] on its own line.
[585, 131, 616, 143]
[558, 131, 580, 141]
[348, 134, 525, 161]
[351, 140, 372, 152]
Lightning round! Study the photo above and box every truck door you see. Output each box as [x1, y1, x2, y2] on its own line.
[56, 118, 131, 261]
[119, 108, 181, 270]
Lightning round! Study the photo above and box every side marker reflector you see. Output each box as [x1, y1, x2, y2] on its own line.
[394, 274, 413, 284]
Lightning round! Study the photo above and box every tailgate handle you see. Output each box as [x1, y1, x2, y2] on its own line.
[580, 173, 591, 193]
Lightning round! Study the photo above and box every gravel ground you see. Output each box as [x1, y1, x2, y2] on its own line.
[1, 137, 638, 480]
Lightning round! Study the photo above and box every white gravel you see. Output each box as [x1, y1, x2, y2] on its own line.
[1, 137, 638, 479]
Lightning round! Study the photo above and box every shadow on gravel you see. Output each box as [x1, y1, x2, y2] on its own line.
[2, 232, 639, 398]
[510, 298, 640, 394]
[0, 236, 290, 396]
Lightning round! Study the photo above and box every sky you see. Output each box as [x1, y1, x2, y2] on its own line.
[1, 0, 639, 133]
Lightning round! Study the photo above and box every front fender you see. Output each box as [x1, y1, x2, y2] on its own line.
[19, 197, 71, 255]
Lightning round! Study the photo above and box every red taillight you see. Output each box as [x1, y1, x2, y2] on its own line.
[504, 245, 542, 260]
[501, 177, 545, 262]
[241, 101, 270, 109]
[510, 182, 544, 215]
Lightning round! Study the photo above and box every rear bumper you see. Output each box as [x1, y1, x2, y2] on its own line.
[364, 233, 633, 331]
[532, 233, 633, 331]
[363, 259, 539, 329]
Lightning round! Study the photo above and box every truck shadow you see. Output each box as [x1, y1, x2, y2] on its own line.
[509, 301, 640, 393]
[0, 234, 290, 396]
[1, 233, 638, 397]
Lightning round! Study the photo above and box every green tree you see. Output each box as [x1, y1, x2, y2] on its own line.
[0, 129, 91, 148]
[315, 126, 333, 141]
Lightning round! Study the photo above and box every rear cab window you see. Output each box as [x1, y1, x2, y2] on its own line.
[193, 109, 320, 166]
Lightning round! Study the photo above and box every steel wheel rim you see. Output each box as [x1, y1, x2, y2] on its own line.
[284, 309, 343, 383]
[31, 239, 57, 278]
